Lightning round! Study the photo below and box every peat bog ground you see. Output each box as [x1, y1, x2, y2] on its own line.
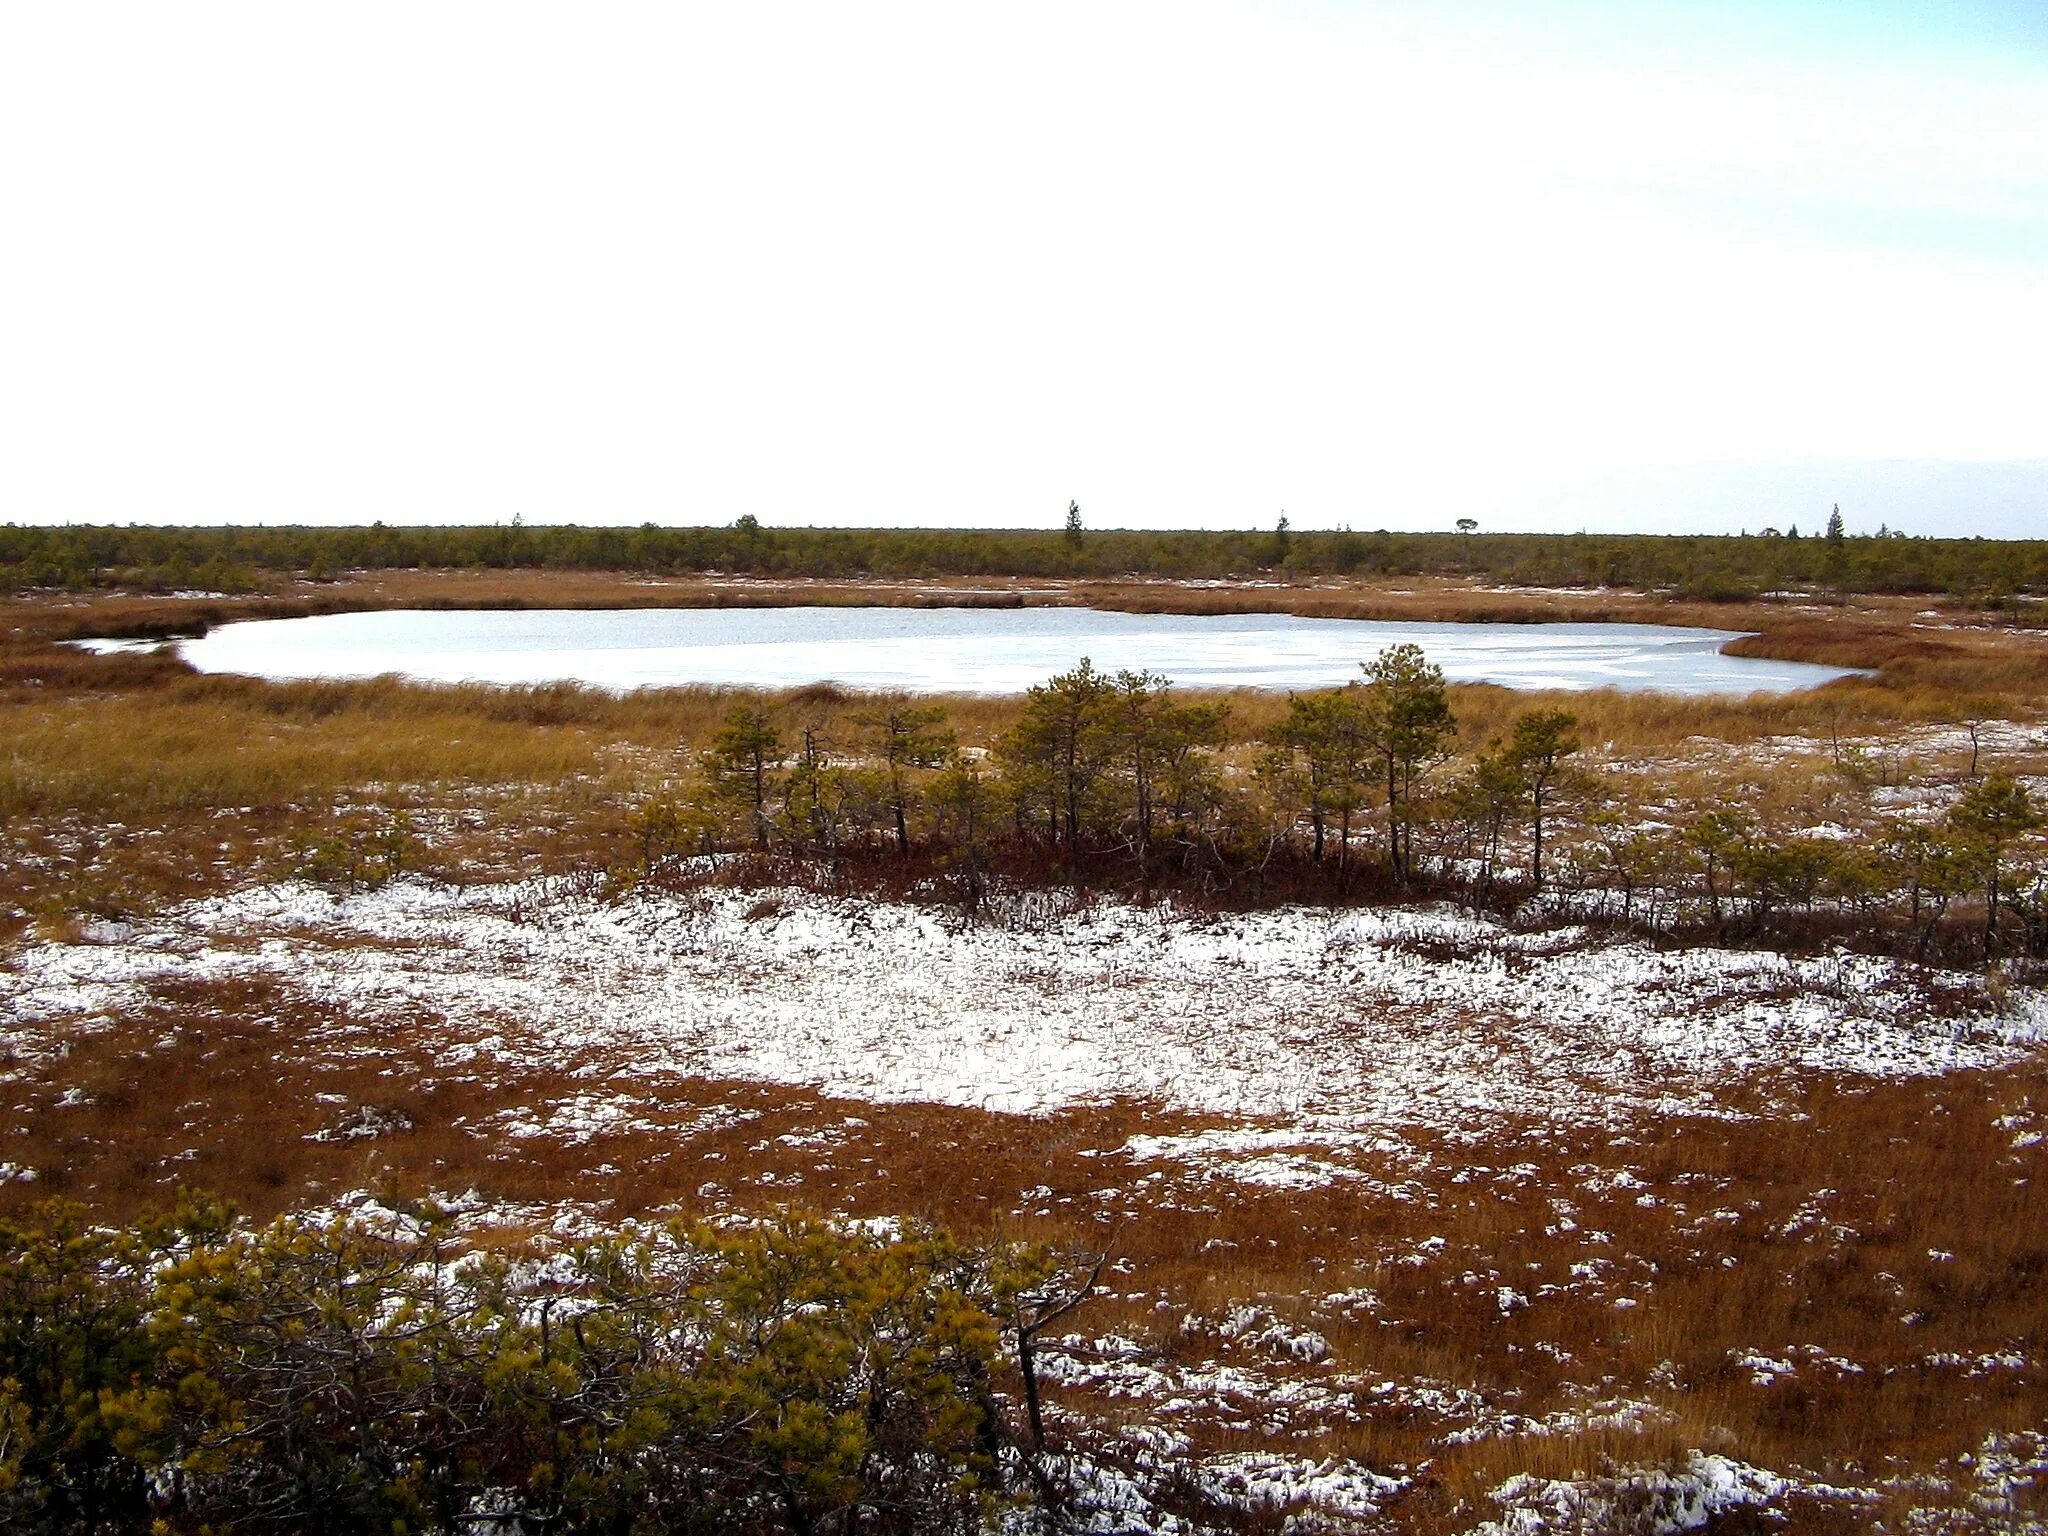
[5, 573, 2048, 1532]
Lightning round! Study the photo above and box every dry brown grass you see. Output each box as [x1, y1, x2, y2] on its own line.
[2, 575, 2038, 813]
[4, 572, 2036, 951]
[6, 958, 2043, 1531]
[5, 574, 2048, 1529]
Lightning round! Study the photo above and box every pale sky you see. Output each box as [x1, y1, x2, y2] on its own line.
[3, 2, 2043, 536]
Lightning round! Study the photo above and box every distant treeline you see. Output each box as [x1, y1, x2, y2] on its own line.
[5, 520, 2047, 600]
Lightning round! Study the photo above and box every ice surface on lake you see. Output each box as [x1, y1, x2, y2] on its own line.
[151, 606, 1858, 695]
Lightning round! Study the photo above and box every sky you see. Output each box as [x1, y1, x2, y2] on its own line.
[2, 2, 2043, 537]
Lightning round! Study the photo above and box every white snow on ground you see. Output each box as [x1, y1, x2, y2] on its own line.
[6, 878, 2043, 1534]
[1474, 1452, 1792, 1535]
[1945, 1430, 2048, 1536]
[3, 879, 2044, 1146]
[1037, 1331, 1359, 1434]
[1021, 1444, 1407, 1535]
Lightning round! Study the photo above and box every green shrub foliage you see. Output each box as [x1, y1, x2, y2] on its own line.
[652, 661, 2046, 966]
[0, 1201, 1038, 1535]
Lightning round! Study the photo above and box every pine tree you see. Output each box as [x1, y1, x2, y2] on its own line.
[928, 751, 1001, 912]
[1826, 505, 1845, 543]
[1360, 644, 1456, 883]
[996, 658, 1114, 856]
[1268, 689, 1372, 874]
[856, 697, 955, 855]
[1063, 500, 1084, 550]
[705, 704, 783, 847]
[1947, 774, 2042, 958]
[1502, 707, 1581, 886]
[1104, 669, 1227, 881]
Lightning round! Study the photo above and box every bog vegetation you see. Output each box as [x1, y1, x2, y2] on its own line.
[3, 578, 2048, 1531]
[594, 647, 2048, 969]
[0, 1195, 1110, 1535]
[3, 610, 2042, 967]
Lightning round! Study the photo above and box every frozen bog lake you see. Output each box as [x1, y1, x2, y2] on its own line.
[139, 605, 1859, 694]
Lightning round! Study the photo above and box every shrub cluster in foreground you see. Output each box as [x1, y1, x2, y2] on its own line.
[0, 1198, 1060, 1535]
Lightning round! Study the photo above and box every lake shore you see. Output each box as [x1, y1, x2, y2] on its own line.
[13, 566, 2048, 694]
[128, 605, 1859, 696]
